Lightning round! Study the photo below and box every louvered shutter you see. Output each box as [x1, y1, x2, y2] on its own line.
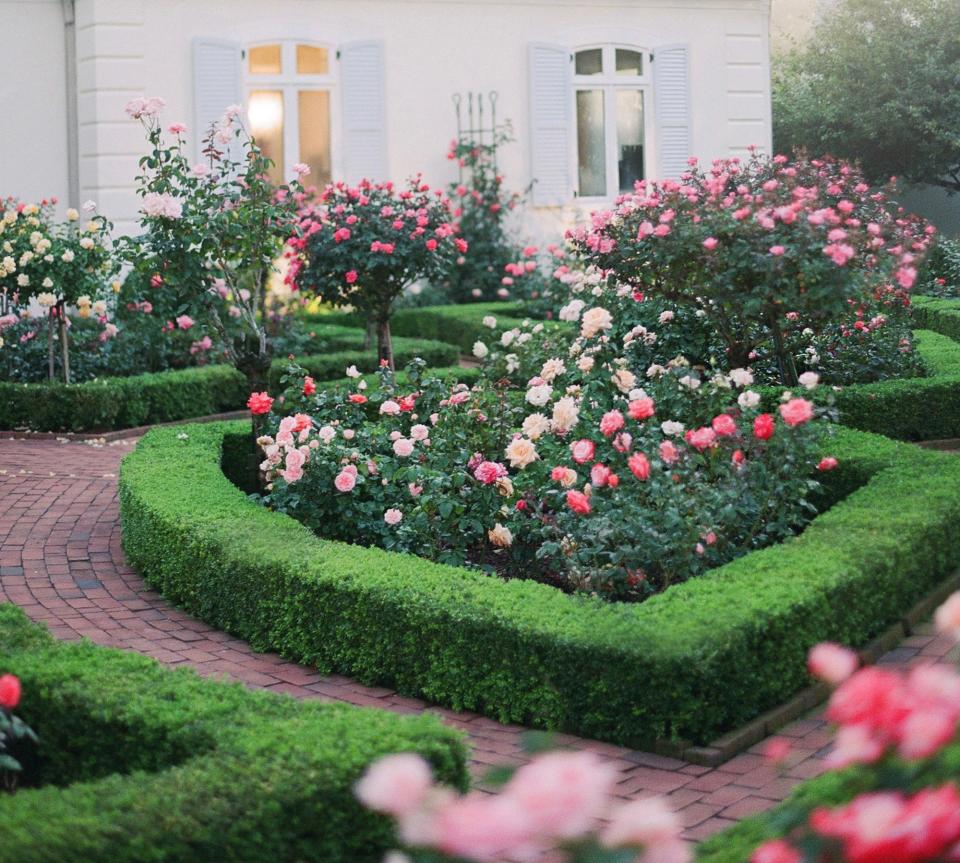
[653, 44, 692, 180]
[528, 43, 572, 206]
[340, 40, 388, 182]
[192, 38, 242, 161]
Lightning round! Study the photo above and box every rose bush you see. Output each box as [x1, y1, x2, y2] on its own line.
[288, 178, 466, 368]
[564, 152, 933, 385]
[0, 197, 116, 382]
[256, 297, 832, 601]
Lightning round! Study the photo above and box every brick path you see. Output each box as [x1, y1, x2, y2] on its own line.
[0, 436, 957, 842]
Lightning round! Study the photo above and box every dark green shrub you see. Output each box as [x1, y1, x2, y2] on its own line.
[0, 604, 466, 862]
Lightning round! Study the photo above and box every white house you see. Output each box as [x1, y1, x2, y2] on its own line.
[1, 0, 773, 240]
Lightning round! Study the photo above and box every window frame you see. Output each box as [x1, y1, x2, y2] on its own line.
[570, 43, 656, 204]
[243, 39, 339, 185]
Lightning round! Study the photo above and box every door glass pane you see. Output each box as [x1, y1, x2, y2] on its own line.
[297, 44, 329, 74]
[616, 49, 643, 76]
[616, 90, 645, 192]
[298, 90, 332, 186]
[574, 49, 603, 76]
[249, 44, 281, 75]
[248, 90, 284, 184]
[576, 90, 606, 197]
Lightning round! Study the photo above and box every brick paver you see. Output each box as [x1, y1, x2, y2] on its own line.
[0, 435, 957, 841]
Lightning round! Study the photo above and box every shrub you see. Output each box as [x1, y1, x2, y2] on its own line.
[566, 153, 932, 384]
[917, 238, 960, 297]
[0, 603, 466, 862]
[0, 364, 248, 433]
[120, 419, 960, 747]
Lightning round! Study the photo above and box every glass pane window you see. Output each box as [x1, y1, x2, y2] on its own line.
[575, 48, 603, 76]
[616, 90, 645, 192]
[248, 90, 284, 184]
[248, 44, 282, 75]
[298, 90, 332, 185]
[616, 49, 643, 76]
[576, 90, 606, 197]
[297, 44, 329, 75]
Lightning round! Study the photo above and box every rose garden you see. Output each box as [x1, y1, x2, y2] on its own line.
[4, 31, 960, 862]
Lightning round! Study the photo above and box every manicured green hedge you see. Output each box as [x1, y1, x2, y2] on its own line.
[120, 421, 960, 748]
[0, 364, 248, 433]
[303, 302, 528, 353]
[912, 294, 960, 343]
[696, 740, 960, 862]
[0, 603, 466, 862]
[268, 337, 459, 391]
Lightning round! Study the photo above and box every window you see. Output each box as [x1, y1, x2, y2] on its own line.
[573, 46, 652, 199]
[245, 41, 334, 185]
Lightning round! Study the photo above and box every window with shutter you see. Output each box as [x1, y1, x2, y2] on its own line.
[339, 40, 388, 183]
[528, 43, 572, 207]
[653, 44, 691, 180]
[192, 38, 243, 162]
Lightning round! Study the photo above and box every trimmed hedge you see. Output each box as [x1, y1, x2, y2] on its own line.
[912, 294, 960, 343]
[696, 740, 960, 862]
[119, 420, 960, 747]
[0, 603, 466, 862]
[303, 302, 528, 353]
[0, 364, 247, 433]
[267, 336, 459, 391]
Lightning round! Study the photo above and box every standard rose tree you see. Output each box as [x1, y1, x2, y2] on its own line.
[568, 152, 933, 385]
[287, 178, 466, 369]
[121, 97, 306, 390]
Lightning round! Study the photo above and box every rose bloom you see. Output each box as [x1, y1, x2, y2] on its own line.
[602, 796, 685, 851]
[580, 306, 613, 338]
[628, 452, 651, 480]
[750, 839, 802, 863]
[393, 438, 414, 457]
[474, 460, 506, 484]
[808, 642, 859, 684]
[798, 371, 820, 389]
[488, 523, 513, 548]
[599, 410, 625, 437]
[334, 470, 357, 493]
[570, 439, 595, 464]
[348, 394, 368, 404]
[628, 397, 656, 421]
[685, 427, 717, 451]
[659, 440, 679, 464]
[711, 414, 738, 437]
[355, 753, 433, 817]
[302, 376, 316, 396]
[551, 397, 579, 433]
[247, 392, 273, 415]
[729, 367, 754, 387]
[0, 674, 21, 709]
[505, 436, 539, 469]
[611, 368, 637, 394]
[526, 383, 553, 407]
[540, 357, 566, 381]
[935, 592, 960, 641]
[380, 399, 401, 415]
[384, 508, 403, 526]
[591, 463, 612, 487]
[779, 398, 814, 427]
[753, 413, 775, 440]
[566, 489, 591, 514]
[551, 466, 578, 488]
[818, 456, 839, 471]
[522, 413, 551, 440]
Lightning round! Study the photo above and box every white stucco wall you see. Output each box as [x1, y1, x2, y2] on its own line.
[7, 0, 772, 243]
[0, 0, 70, 209]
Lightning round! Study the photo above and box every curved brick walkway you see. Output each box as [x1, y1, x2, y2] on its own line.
[0, 436, 956, 842]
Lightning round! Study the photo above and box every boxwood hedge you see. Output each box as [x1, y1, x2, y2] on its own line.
[119, 419, 960, 748]
[0, 603, 466, 862]
[912, 294, 960, 342]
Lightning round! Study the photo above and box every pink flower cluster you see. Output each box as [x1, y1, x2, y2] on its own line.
[356, 750, 689, 863]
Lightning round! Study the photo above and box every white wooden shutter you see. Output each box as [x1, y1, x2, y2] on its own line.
[653, 44, 692, 180]
[192, 38, 242, 161]
[340, 40, 388, 182]
[528, 43, 572, 206]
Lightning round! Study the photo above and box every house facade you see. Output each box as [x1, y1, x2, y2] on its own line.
[2, 0, 773, 240]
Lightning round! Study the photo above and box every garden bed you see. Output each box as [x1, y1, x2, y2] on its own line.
[0, 603, 465, 862]
[119, 419, 960, 749]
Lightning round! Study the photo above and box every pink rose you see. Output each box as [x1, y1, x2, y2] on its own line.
[627, 397, 655, 421]
[659, 441, 679, 464]
[817, 456, 838, 471]
[711, 414, 737, 437]
[808, 642, 859, 684]
[628, 453, 651, 481]
[934, 592, 960, 641]
[393, 438, 414, 457]
[175, 314, 194, 331]
[779, 398, 814, 427]
[355, 753, 433, 817]
[0, 674, 21, 709]
[384, 508, 403, 526]
[599, 410, 625, 437]
[684, 427, 717, 451]
[474, 461, 506, 484]
[566, 490, 591, 515]
[570, 439, 595, 464]
[334, 470, 357, 492]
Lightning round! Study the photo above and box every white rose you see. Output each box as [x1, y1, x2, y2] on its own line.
[472, 341, 489, 359]
[580, 306, 613, 339]
[737, 390, 761, 409]
[482, 315, 497, 329]
[540, 357, 566, 382]
[661, 421, 685, 436]
[526, 383, 553, 407]
[728, 368, 754, 387]
[798, 371, 820, 390]
[522, 413, 550, 440]
[551, 396, 579, 433]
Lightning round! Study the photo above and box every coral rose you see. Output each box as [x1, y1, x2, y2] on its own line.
[779, 397, 814, 427]
[628, 453, 651, 480]
[566, 490, 591, 515]
[570, 439, 595, 464]
[246, 391, 273, 415]
[753, 413, 775, 440]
